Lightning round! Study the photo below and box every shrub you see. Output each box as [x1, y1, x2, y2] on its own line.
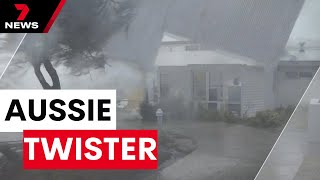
[256, 110, 281, 127]
[197, 105, 240, 123]
[197, 104, 294, 128]
[223, 111, 238, 123]
[246, 106, 294, 128]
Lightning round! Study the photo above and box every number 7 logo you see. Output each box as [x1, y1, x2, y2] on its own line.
[15, 4, 29, 21]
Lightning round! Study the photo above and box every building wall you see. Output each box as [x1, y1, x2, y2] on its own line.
[275, 64, 317, 107]
[276, 77, 310, 107]
[241, 67, 266, 117]
[157, 61, 320, 119]
[189, 64, 266, 117]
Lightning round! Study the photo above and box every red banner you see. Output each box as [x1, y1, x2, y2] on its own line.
[23, 130, 158, 170]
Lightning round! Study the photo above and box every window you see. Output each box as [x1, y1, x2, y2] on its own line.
[209, 88, 218, 101]
[228, 86, 241, 103]
[286, 71, 313, 79]
[209, 87, 223, 101]
[208, 103, 218, 111]
[299, 72, 313, 78]
[286, 72, 299, 79]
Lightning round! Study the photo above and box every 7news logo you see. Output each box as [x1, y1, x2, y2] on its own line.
[4, 4, 39, 30]
[0, 0, 66, 33]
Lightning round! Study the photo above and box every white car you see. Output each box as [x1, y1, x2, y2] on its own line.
[117, 99, 129, 109]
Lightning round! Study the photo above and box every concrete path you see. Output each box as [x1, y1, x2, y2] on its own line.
[159, 122, 279, 180]
[255, 106, 309, 180]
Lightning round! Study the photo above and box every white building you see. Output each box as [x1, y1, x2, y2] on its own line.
[155, 33, 320, 117]
[155, 33, 267, 117]
[275, 42, 320, 107]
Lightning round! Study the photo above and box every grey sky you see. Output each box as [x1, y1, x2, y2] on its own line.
[289, 0, 320, 42]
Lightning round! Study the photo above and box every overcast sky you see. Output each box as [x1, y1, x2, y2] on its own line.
[289, 0, 320, 42]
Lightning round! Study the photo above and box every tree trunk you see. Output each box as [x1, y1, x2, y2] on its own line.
[32, 60, 61, 89]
